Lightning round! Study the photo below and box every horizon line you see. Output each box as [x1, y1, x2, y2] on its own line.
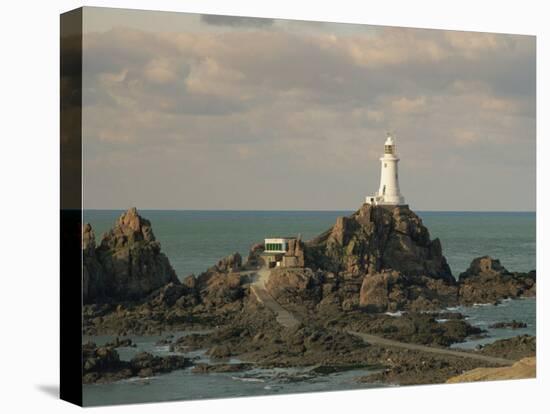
[82, 208, 536, 213]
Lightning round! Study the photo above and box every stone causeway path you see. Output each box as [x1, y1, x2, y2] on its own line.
[248, 266, 514, 366]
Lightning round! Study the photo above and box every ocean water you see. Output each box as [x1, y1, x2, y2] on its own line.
[449, 297, 536, 349]
[82, 297, 535, 406]
[82, 209, 536, 405]
[82, 331, 387, 406]
[84, 210, 536, 277]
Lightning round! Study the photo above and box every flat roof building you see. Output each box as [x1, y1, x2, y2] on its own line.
[262, 236, 304, 268]
[264, 237, 294, 254]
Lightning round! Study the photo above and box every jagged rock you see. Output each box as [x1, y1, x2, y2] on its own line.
[207, 344, 233, 359]
[459, 256, 508, 279]
[130, 351, 190, 376]
[149, 282, 187, 307]
[306, 204, 453, 282]
[83, 223, 106, 303]
[246, 243, 265, 267]
[192, 363, 252, 373]
[265, 268, 323, 306]
[284, 237, 306, 267]
[479, 335, 536, 360]
[340, 312, 483, 347]
[175, 313, 370, 369]
[359, 271, 459, 312]
[359, 270, 406, 312]
[82, 342, 190, 384]
[84, 208, 179, 303]
[82, 223, 95, 253]
[458, 256, 536, 305]
[104, 337, 135, 348]
[182, 274, 197, 290]
[489, 320, 527, 329]
[198, 271, 244, 307]
[211, 252, 242, 273]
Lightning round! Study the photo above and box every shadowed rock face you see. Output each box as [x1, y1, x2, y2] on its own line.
[459, 256, 508, 279]
[83, 223, 106, 302]
[358, 270, 461, 312]
[265, 267, 322, 307]
[305, 204, 453, 282]
[209, 252, 242, 273]
[83, 208, 179, 303]
[459, 256, 509, 280]
[82, 342, 191, 384]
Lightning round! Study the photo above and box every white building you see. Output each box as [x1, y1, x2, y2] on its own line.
[366, 134, 406, 206]
[262, 237, 303, 268]
[264, 238, 291, 254]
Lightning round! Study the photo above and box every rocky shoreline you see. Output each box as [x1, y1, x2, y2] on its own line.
[82, 206, 536, 386]
[82, 342, 192, 384]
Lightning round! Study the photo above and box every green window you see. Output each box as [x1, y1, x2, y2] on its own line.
[266, 242, 284, 251]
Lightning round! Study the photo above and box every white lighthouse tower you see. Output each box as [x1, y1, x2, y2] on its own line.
[366, 133, 406, 206]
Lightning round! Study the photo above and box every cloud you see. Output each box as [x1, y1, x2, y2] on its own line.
[391, 96, 428, 114]
[452, 129, 479, 147]
[185, 57, 246, 97]
[81, 18, 535, 211]
[200, 14, 274, 27]
[144, 58, 179, 84]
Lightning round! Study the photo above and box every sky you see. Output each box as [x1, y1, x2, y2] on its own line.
[81, 7, 536, 211]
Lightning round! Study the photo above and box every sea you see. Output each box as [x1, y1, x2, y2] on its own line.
[82, 210, 536, 406]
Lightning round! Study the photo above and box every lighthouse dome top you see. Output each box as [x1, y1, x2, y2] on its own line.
[384, 134, 395, 146]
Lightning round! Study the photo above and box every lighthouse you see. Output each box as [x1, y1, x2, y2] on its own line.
[366, 133, 406, 206]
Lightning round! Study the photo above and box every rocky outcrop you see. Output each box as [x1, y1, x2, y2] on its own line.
[97, 208, 180, 300]
[489, 320, 527, 329]
[359, 271, 459, 312]
[284, 237, 306, 267]
[82, 342, 191, 384]
[192, 363, 253, 373]
[246, 243, 265, 267]
[210, 252, 242, 273]
[103, 337, 135, 348]
[197, 271, 244, 308]
[331, 311, 483, 347]
[479, 335, 536, 361]
[265, 267, 322, 308]
[173, 309, 370, 369]
[306, 204, 453, 282]
[83, 223, 106, 302]
[458, 256, 536, 305]
[359, 271, 404, 312]
[83, 208, 180, 303]
[261, 266, 458, 315]
[148, 282, 190, 308]
[357, 333, 534, 387]
[460, 256, 507, 278]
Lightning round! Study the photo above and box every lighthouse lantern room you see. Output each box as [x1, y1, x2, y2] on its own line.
[366, 133, 406, 206]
